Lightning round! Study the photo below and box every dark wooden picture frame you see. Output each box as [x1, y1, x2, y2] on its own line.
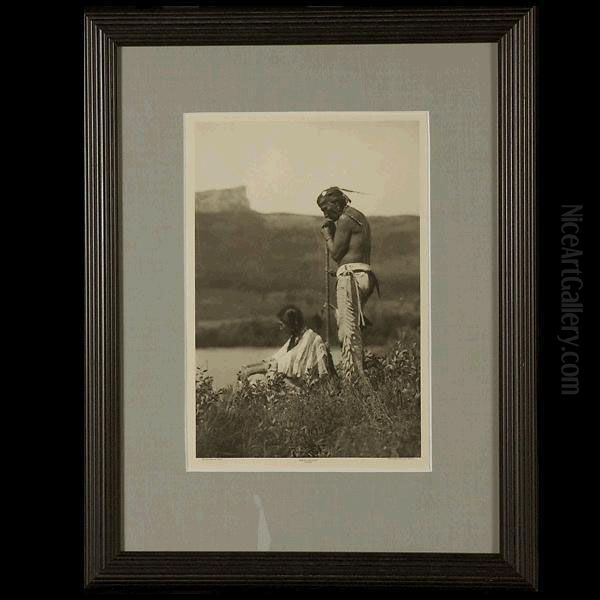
[84, 5, 538, 592]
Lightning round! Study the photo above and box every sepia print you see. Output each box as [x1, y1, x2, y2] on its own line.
[185, 112, 430, 471]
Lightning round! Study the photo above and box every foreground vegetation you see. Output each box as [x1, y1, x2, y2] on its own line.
[196, 328, 420, 458]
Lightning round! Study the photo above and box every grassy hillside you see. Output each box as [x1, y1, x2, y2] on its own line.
[195, 210, 420, 346]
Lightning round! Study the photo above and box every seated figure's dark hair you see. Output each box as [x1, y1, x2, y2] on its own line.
[277, 305, 305, 335]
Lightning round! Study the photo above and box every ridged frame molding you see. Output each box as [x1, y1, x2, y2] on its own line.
[84, 6, 538, 591]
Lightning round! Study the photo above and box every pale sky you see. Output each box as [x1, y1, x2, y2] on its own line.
[193, 117, 423, 216]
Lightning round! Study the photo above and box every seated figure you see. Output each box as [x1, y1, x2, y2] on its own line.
[238, 305, 332, 384]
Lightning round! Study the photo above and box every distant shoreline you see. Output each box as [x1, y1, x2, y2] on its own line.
[196, 318, 419, 348]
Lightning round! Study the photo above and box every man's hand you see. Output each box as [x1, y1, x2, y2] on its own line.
[320, 220, 335, 241]
[321, 302, 337, 313]
[321, 302, 339, 324]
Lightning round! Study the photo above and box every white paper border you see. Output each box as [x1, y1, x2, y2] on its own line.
[184, 111, 431, 472]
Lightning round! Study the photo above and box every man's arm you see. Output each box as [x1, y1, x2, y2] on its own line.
[321, 214, 352, 262]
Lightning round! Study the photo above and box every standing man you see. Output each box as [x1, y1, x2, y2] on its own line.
[317, 187, 379, 381]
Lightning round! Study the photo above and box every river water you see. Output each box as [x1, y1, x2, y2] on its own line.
[196, 346, 343, 389]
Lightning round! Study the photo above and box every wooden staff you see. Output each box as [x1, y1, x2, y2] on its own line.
[325, 244, 331, 348]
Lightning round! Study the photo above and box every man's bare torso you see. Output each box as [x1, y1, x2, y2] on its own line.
[335, 206, 371, 266]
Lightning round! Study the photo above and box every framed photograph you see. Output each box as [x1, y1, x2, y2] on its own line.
[84, 3, 538, 592]
[185, 111, 431, 472]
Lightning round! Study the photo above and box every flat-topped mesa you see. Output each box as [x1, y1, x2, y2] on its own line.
[195, 186, 252, 213]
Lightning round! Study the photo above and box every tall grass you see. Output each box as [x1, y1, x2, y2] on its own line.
[196, 328, 420, 458]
